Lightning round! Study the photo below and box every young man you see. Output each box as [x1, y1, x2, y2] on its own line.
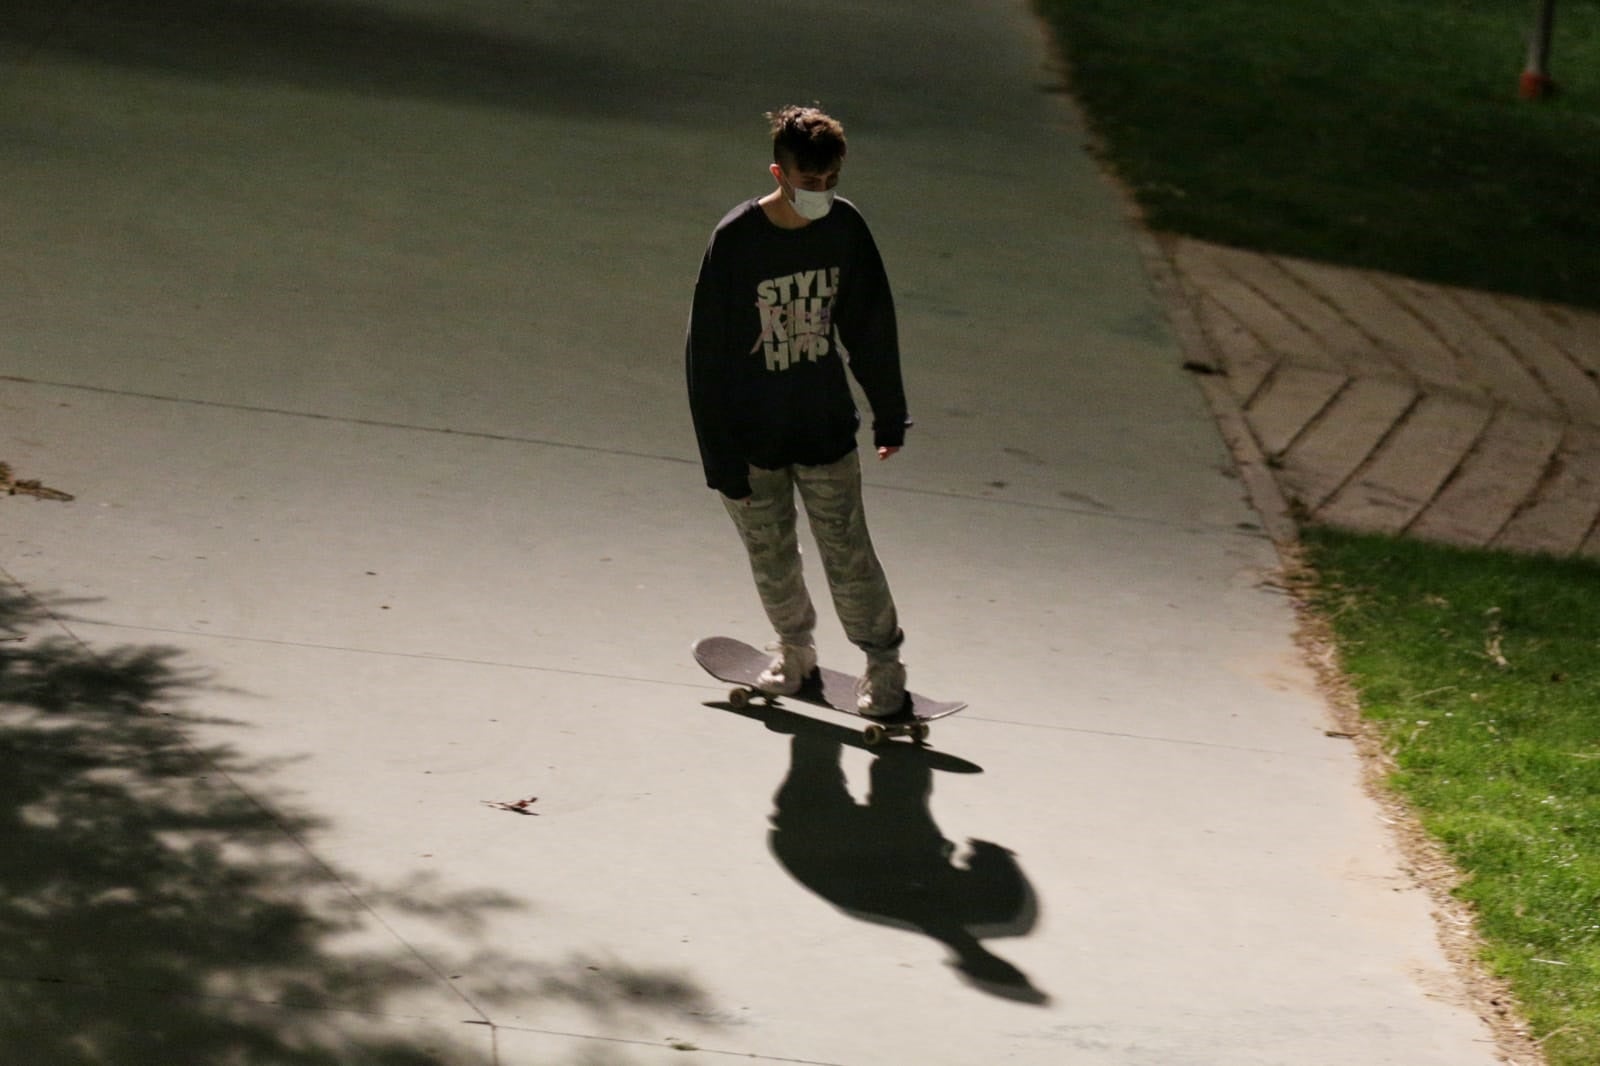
[686, 105, 911, 717]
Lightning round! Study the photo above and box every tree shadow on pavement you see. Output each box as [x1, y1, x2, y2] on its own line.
[710, 699, 1048, 1005]
[0, 583, 711, 1064]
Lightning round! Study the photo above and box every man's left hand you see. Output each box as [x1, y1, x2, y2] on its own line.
[877, 446, 900, 461]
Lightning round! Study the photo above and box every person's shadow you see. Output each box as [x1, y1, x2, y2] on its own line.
[721, 702, 1048, 1005]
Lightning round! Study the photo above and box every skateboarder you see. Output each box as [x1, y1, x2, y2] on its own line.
[686, 105, 911, 718]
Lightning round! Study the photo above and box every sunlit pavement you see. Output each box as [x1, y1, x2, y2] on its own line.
[1, 2, 1507, 1063]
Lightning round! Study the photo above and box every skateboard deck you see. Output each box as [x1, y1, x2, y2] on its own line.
[693, 636, 966, 745]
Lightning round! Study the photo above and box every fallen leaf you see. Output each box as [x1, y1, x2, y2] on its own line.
[481, 796, 540, 815]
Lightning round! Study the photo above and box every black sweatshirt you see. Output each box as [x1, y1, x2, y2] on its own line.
[686, 197, 909, 499]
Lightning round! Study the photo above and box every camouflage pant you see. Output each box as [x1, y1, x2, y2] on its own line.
[722, 451, 903, 660]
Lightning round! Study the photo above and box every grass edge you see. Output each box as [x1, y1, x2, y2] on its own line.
[1276, 547, 1547, 1064]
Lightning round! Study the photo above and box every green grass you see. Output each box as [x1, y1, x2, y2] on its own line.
[1301, 527, 1600, 1064]
[1038, 0, 1600, 309]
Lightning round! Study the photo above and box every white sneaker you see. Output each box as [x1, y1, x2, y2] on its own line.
[856, 658, 907, 719]
[757, 642, 817, 696]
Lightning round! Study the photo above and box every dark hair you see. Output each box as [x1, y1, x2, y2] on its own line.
[767, 105, 847, 174]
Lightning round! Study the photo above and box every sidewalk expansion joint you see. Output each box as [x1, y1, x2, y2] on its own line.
[79, 619, 714, 691]
[482, 1025, 850, 1066]
[0, 375, 697, 468]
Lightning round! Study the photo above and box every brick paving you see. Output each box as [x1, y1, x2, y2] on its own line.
[1160, 235, 1600, 558]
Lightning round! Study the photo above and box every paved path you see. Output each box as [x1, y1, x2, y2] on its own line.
[1158, 235, 1600, 557]
[1, 1, 1522, 1064]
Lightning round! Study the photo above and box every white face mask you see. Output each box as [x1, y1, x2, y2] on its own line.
[789, 185, 835, 221]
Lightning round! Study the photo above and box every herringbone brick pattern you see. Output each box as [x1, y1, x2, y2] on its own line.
[1166, 237, 1600, 558]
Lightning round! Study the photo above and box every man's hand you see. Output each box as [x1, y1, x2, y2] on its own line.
[877, 446, 900, 461]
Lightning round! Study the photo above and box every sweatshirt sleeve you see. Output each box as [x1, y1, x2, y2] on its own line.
[836, 218, 911, 450]
[685, 240, 753, 499]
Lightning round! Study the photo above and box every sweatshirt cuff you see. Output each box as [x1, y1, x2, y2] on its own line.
[873, 415, 911, 450]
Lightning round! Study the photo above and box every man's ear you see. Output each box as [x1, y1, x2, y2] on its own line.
[769, 163, 784, 184]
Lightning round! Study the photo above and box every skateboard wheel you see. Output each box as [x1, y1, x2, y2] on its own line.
[729, 687, 751, 709]
[911, 722, 930, 743]
[862, 724, 887, 746]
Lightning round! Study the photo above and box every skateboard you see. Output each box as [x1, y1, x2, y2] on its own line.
[693, 636, 966, 745]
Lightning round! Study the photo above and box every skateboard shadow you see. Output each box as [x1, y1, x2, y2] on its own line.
[703, 698, 984, 775]
[763, 728, 1049, 1006]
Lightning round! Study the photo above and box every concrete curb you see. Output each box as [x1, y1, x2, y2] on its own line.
[1133, 232, 1301, 552]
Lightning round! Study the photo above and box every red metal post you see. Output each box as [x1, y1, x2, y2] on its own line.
[1520, 0, 1557, 100]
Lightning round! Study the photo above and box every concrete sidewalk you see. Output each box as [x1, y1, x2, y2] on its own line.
[1, 1, 1518, 1064]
